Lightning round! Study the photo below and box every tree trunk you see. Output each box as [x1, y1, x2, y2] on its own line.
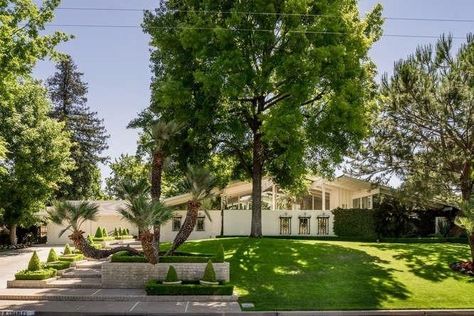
[69, 230, 140, 259]
[140, 230, 158, 264]
[9, 224, 17, 245]
[167, 200, 200, 254]
[151, 150, 164, 263]
[469, 233, 474, 264]
[250, 129, 263, 238]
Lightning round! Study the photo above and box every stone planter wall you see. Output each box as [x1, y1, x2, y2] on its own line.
[101, 262, 230, 288]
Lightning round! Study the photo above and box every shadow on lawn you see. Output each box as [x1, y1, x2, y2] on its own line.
[181, 238, 409, 310]
[365, 243, 472, 283]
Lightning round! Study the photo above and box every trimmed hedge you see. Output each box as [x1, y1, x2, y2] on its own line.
[92, 236, 114, 242]
[114, 235, 134, 240]
[44, 260, 71, 270]
[15, 268, 56, 280]
[59, 254, 84, 262]
[28, 251, 41, 271]
[145, 280, 233, 296]
[111, 251, 216, 263]
[332, 208, 377, 239]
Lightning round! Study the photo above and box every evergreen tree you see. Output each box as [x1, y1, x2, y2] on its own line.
[47, 56, 109, 200]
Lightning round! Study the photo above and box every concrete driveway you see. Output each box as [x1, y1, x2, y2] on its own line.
[0, 245, 63, 288]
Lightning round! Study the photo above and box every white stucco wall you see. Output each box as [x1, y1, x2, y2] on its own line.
[223, 209, 335, 236]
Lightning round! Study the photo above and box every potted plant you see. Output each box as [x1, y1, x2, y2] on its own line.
[200, 260, 219, 285]
[162, 265, 182, 285]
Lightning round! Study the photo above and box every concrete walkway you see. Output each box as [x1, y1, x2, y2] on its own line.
[0, 245, 63, 289]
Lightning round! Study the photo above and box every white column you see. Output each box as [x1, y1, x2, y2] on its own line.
[272, 184, 277, 210]
[322, 183, 326, 211]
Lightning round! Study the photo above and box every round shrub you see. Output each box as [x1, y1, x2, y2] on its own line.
[202, 260, 216, 282]
[28, 251, 41, 271]
[95, 227, 103, 238]
[47, 248, 58, 263]
[165, 265, 179, 282]
[63, 244, 72, 255]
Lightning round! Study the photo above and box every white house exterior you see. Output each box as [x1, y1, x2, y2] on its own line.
[45, 175, 381, 245]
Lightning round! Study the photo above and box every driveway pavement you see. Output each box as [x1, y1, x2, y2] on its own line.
[0, 245, 63, 289]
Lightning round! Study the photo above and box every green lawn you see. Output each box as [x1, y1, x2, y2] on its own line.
[171, 237, 474, 311]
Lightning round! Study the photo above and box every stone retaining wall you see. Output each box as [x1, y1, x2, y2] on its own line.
[101, 262, 230, 288]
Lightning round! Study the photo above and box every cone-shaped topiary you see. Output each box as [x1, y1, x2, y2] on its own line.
[94, 227, 103, 238]
[119, 227, 123, 236]
[114, 227, 118, 236]
[63, 243, 72, 255]
[202, 260, 217, 282]
[165, 266, 179, 282]
[28, 251, 42, 271]
[215, 244, 225, 263]
[47, 248, 58, 263]
[126, 228, 130, 235]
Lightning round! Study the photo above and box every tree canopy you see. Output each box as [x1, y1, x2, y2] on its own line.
[351, 34, 474, 203]
[143, 0, 383, 236]
[47, 56, 109, 200]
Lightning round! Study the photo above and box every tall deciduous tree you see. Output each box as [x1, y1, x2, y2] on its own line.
[350, 34, 474, 262]
[143, 0, 383, 236]
[47, 56, 109, 200]
[0, 81, 73, 244]
[105, 154, 150, 199]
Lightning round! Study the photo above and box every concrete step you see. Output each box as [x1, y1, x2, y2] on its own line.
[73, 260, 105, 269]
[60, 268, 101, 279]
[46, 278, 102, 289]
[0, 288, 238, 302]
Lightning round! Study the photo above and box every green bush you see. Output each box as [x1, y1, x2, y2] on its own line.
[145, 280, 233, 296]
[111, 251, 147, 263]
[92, 236, 114, 242]
[114, 235, 134, 240]
[114, 227, 118, 236]
[102, 227, 107, 237]
[215, 244, 225, 263]
[126, 228, 130, 235]
[111, 251, 214, 263]
[59, 253, 84, 262]
[165, 266, 179, 282]
[63, 244, 72, 255]
[44, 260, 70, 270]
[46, 248, 58, 263]
[92, 243, 103, 249]
[28, 251, 41, 271]
[202, 260, 216, 282]
[95, 227, 103, 238]
[15, 268, 56, 280]
[87, 234, 95, 244]
[332, 208, 377, 239]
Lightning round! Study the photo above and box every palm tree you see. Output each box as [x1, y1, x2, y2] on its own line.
[47, 201, 140, 258]
[118, 185, 173, 264]
[455, 198, 474, 263]
[167, 165, 216, 254]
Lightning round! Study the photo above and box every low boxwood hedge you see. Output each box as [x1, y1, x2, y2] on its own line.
[92, 236, 114, 242]
[15, 268, 56, 280]
[114, 235, 134, 240]
[110, 250, 218, 263]
[44, 260, 71, 270]
[145, 280, 233, 296]
[59, 254, 84, 262]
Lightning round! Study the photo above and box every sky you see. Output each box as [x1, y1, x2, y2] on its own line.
[32, 0, 474, 184]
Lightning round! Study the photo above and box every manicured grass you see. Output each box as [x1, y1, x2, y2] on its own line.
[171, 237, 474, 311]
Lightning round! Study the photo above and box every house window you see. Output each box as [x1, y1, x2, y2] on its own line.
[353, 198, 360, 208]
[299, 195, 313, 210]
[298, 217, 310, 235]
[317, 217, 329, 235]
[196, 216, 205, 231]
[279, 217, 292, 235]
[361, 196, 370, 209]
[172, 216, 182, 231]
[325, 192, 330, 210]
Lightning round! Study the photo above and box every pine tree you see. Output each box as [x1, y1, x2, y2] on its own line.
[47, 56, 109, 200]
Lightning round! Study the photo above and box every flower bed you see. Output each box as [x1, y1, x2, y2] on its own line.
[450, 261, 474, 276]
[15, 268, 56, 280]
[145, 280, 234, 295]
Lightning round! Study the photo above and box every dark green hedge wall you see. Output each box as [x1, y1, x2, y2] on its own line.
[332, 208, 376, 239]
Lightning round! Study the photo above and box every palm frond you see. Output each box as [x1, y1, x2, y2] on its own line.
[185, 164, 217, 202]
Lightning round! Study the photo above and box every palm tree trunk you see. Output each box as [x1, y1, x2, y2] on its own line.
[151, 150, 164, 263]
[140, 230, 158, 264]
[167, 200, 200, 255]
[69, 231, 140, 259]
